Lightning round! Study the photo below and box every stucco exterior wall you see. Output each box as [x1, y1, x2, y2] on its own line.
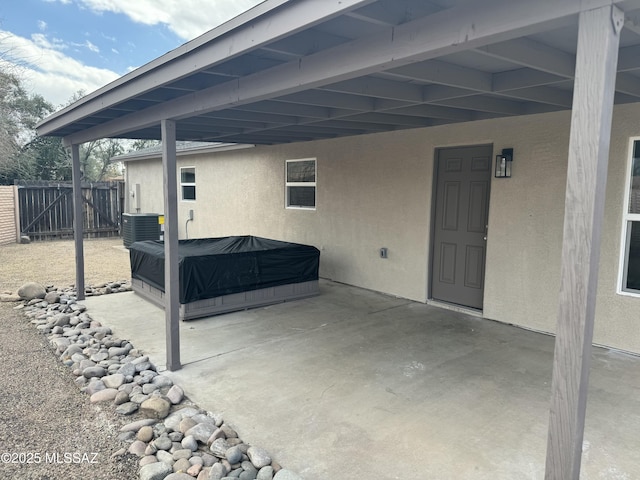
[124, 103, 640, 353]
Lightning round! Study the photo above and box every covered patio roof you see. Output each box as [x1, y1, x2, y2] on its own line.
[34, 1, 640, 478]
[37, 0, 640, 146]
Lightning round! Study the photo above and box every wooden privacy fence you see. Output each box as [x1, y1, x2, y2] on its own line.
[16, 181, 124, 241]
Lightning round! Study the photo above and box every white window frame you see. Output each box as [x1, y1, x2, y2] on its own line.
[285, 158, 316, 210]
[180, 166, 196, 202]
[617, 137, 640, 296]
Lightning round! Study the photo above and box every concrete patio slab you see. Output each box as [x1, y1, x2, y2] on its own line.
[83, 280, 640, 479]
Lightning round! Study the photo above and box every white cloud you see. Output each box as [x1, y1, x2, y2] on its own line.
[78, 0, 263, 40]
[0, 30, 119, 107]
[31, 33, 67, 51]
[37, 20, 47, 31]
[84, 40, 100, 53]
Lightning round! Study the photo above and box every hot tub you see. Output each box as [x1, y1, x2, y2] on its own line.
[129, 235, 320, 320]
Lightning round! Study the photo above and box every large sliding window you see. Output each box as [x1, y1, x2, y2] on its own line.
[619, 139, 640, 294]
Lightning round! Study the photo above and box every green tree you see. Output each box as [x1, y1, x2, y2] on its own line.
[80, 138, 125, 181]
[0, 70, 57, 183]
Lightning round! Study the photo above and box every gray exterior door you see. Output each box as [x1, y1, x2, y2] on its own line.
[431, 145, 492, 309]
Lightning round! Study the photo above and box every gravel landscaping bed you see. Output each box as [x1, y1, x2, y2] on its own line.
[0, 239, 302, 480]
[0, 300, 139, 480]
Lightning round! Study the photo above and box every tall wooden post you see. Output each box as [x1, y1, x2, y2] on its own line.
[71, 144, 85, 301]
[161, 119, 181, 371]
[544, 5, 622, 479]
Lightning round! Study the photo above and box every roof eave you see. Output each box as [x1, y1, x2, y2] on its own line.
[35, 0, 292, 136]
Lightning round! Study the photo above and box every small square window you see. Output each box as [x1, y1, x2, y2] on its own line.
[180, 167, 196, 201]
[286, 159, 316, 209]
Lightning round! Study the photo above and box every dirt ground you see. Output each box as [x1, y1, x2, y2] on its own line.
[0, 236, 139, 479]
[0, 237, 130, 294]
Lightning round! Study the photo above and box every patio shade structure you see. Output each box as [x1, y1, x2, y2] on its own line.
[36, 0, 640, 478]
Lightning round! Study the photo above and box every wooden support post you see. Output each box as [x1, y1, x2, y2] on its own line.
[544, 5, 622, 480]
[71, 144, 85, 301]
[161, 119, 181, 372]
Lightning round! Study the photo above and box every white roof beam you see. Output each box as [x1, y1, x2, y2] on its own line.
[434, 95, 524, 115]
[275, 90, 375, 110]
[492, 68, 566, 91]
[422, 85, 478, 102]
[475, 37, 576, 78]
[340, 112, 434, 126]
[496, 86, 574, 107]
[320, 76, 424, 102]
[306, 119, 390, 131]
[62, 0, 629, 145]
[200, 110, 295, 125]
[233, 101, 332, 119]
[381, 104, 475, 121]
[388, 59, 493, 92]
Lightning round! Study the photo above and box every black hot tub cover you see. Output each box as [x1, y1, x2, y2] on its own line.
[129, 235, 320, 303]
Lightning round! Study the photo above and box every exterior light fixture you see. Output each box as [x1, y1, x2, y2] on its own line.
[495, 148, 514, 178]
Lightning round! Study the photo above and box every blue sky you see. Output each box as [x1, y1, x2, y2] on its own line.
[0, 0, 262, 108]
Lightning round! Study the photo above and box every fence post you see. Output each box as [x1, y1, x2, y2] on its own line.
[13, 185, 20, 243]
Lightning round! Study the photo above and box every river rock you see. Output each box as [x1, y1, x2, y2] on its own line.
[128, 440, 147, 457]
[139, 461, 172, 480]
[165, 473, 193, 480]
[187, 463, 202, 476]
[181, 435, 198, 451]
[257, 466, 275, 480]
[225, 446, 242, 464]
[121, 418, 157, 432]
[84, 380, 106, 395]
[273, 470, 302, 480]
[51, 313, 71, 327]
[102, 373, 125, 389]
[44, 291, 61, 303]
[140, 455, 157, 467]
[151, 375, 173, 388]
[179, 417, 198, 434]
[186, 422, 216, 444]
[154, 434, 173, 451]
[117, 362, 137, 377]
[247, 447, 272, 469]
[209, 438, 230, 458]
[172, 457, 192, 473]
[115, 402, 139, 415]
[140, 397, 171, 419]
[137, 425, 154, 443]
[208, 462, 229, 480]
[18, 282, 46, 300]
[114, 391, 130, 405]
[166, 384, 184, 404]
[83, 366, 106, 378]
[0, 293, 21, 302]
[90, 388, 118, 403]
[156, 449, 174, 464]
